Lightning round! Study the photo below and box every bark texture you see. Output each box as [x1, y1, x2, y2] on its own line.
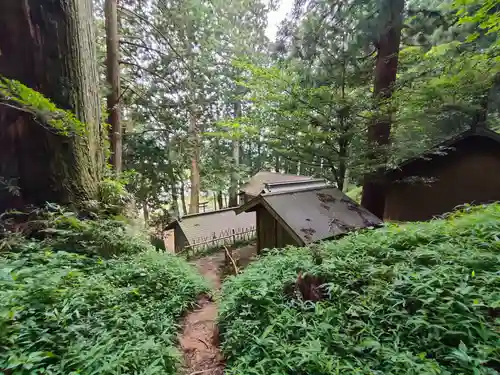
[105, 0, 122, 172]
[170, 179, 180, 218]
[361, 0, 404, 219]
[228, 101, 241, 207]
[0, 0, 102, 212]
[188, 109, 200, 214]
[142, 202, 149, 224]
[180, 179, 188, 215]
[274, 155, 280, 172]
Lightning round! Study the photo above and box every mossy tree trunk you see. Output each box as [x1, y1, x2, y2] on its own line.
[0, 0, 103, 212]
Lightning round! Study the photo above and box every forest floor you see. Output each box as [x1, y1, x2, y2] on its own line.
[178, 244, 257, 375]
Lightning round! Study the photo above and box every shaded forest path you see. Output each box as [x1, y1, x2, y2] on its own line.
[179, 252, 226, 375]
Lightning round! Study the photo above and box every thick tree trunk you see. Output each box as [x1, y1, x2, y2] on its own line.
[0, 0, 102, 212]
[228, 101, 241, 207]
[361, 0, 404, 219]
[105, 0, 121, 172]
[188, 109, 200, 214]
[180, 179, 188, 216]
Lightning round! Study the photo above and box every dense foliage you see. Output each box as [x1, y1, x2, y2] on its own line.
[0, 78, 87, 137]
[219, 204, 500, 374]
[0, 212, 208, 375]
[101, 0, 500, 218]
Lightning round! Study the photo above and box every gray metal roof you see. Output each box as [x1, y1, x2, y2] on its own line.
[239, 171, 314, 197]
[264, 178, 327, 194]
[166, 208, 256, 247]
[236, 185, 382, 245]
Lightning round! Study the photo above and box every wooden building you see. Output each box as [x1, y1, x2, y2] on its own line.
[238, 171, 313, 204]
[165, 208, 255, 254]
[235, 179, 382, 253]
[384, 128, 500, 222]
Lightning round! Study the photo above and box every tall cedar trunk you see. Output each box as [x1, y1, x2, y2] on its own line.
[337, 135, 349, 191]
[338, 42, 349, 193]
[213, 131, 223, 209]
[228, 101, 241, 207]
[0, 0, 102, 212]
[343, 167, 350, 192]
[217, 191, 224, 209]
[361, 0, 405, 219]
[170, 179, 180, 218]
[105, 0, 121, 172]
[142, 202, 149, 225]
[256, 134, 262, 172]
[188, 108, 200, 213]
[471, 94, 488, 131]
[298, 161, 305, 175]
[275, 154, 280, 172]
[180, 179, 187, 216]
[165, 134, 179, 217]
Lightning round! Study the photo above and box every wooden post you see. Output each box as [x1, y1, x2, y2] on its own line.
[224, 246, 239, 275]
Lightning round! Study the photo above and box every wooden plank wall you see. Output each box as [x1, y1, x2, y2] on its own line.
[257, 206, 277, 251]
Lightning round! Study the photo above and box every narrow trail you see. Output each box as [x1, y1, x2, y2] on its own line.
[179, 252, 226, 375]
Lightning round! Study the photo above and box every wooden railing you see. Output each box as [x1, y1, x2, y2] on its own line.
[179, 226, 256, 257]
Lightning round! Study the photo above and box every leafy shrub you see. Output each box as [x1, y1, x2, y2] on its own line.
[0, 205, 208, 374]
[0, 245, 208, 374]
[150, 235, 166, 251]
[0, 77, 86, 136]
[98, 178, 134, 216]
[219, 204, 500, 374]
[346, 186, 362, 203]
[1, 204, 148, 258]
[44, 216, 150, 257]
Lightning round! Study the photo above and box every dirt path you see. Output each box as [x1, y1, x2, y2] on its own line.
[179, 252, 226, 375]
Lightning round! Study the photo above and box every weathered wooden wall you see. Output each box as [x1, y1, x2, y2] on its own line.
[384, 136, 500, 221]
[256, 206, 300, 252]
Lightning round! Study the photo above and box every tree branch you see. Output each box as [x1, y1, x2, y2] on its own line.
[117, 6, 196, 76]
[119, 40, 168, 58]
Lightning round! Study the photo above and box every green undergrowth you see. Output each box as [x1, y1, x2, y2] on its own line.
[185, 238, 256, 261]
[219, 204, 500, 374]
[0, 209, 208, 374]
[345, 186, 362, 204]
